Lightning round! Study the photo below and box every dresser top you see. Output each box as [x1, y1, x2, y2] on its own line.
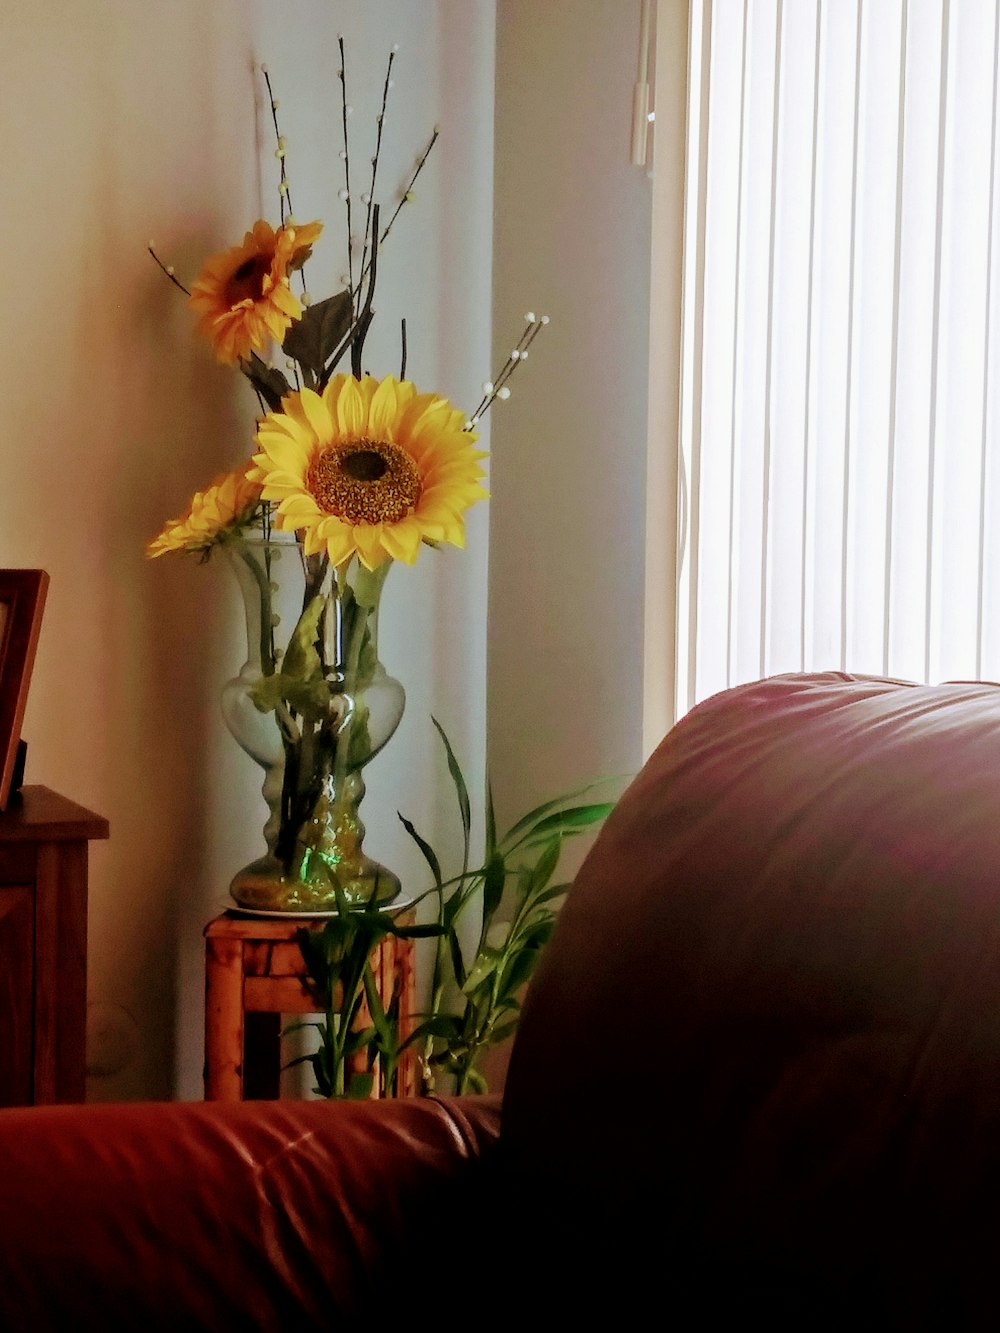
[0, 786, 109, 842]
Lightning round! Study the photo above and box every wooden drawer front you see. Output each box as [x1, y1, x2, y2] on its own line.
[0, 846, 34, 885]
[0, 888, 34, 1106]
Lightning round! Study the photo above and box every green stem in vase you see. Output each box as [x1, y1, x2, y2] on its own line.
[328, 560, 391, 824]
[235, 541, 277, 677]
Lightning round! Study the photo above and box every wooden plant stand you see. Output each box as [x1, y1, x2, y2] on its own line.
[203, 909, 417, 1101]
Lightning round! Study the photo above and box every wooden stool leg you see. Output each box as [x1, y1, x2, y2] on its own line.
[244, 1012, 282, 1099]
[204, 936, 245, 1101]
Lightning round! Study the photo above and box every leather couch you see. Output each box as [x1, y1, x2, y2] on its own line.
[2, 671, 1000, 1328]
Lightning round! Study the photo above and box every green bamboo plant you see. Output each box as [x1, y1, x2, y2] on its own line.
[288, 719, 616, 1098]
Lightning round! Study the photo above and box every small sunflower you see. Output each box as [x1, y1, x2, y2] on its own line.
[248, 374, 488, 570]
[147, 467, 263, 558]
[188, 218, 323, 365]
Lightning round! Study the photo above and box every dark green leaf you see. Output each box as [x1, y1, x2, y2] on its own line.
[499, 783, 605, 850]
[363, 964, 395, 1050]
[343, 1024, 376, 1056]
[506, 917, 555, 956]
[525, 836, 563, 900]
[385, 920, 447, 939]
[449, 927, 467, 988]
[485, 775, 497, 859]
[281, 594, 326, 681]
[248, 672, 331, 719]
[432, 716, 470, 875]
[397, 813, 443, 889]
[346, 1071, 375, 1100]
[443, 879, 478, 930]
[281, 290, 353, 377]
[509, 803, 616, 851]
[481, 852, 507, 926]
[497, 943, 546, 1001]
[281, 1052, 319, 1071]
[532, 881, 572, 908]
[461, 945, 501, 995]
[463, 1067, 489, 1094]
[488, 1018, 519, 1045]
[403, 1013, 463, 1045]
[241, 357, 290, 411]
[279, 1019, 324, 1038]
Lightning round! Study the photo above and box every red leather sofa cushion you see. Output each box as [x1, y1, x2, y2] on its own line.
[501, 672, 1000, 1324]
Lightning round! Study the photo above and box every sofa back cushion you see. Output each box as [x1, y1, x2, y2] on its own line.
[500, 672, 1000, 1322]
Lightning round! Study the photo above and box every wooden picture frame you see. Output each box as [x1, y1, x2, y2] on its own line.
[0, 570, 48, 811]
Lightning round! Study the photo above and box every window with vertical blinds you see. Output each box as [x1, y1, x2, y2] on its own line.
[676, 0, 1000, 715]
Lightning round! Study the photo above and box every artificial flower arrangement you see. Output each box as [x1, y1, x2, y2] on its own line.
[147, 46, 613, 1096]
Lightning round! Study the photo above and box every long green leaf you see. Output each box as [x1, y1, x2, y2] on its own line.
[281, 1052, 320, 1071]
[402, 1013, 463, 1048]
[384, 920, 447, 939]
[525, 836, 563, 900]
[397, 812, 443, 888]
[432, 716, 470, 877]
[443, 874, 481, 930]
[488, 1017, 519, 1045]
[280, 1019, 325, 1038]
[507, 802, 615, 853]
[363, 964, 394, 1052]
[485, 774, 497, 859]
[347, 1071, 375, 1100]
[531, 881, 573, 908]
[480, 852, 507, 929]
[499, 782, 607, 850]
[497, 942, 547, 1003]
[448, 927, 467, 988]
[461, 944, 502, 995]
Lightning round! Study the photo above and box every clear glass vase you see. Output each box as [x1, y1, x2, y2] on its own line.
[221, 532, 405, 912]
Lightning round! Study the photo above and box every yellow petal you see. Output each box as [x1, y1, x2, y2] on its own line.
[353, 523, 387, 570]
[379, 516, 422, 563]
[298, 386, 333, 441]
[368, 376, 400, 442]
[336, 376, 366, 438]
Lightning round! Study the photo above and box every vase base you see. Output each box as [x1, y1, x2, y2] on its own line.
[229, 855, 402, 914]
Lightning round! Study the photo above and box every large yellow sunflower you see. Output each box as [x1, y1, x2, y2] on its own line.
[147, 467, 262, 558]
[188, 219, 323, 365]
[248, 374, 488, 570]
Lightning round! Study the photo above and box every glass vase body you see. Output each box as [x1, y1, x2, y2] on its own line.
[221, 532, 405, 912]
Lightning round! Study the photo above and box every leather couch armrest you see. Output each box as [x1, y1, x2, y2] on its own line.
[0, 1094, 500, 1332]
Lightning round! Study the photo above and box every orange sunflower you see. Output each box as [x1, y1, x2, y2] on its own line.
[147, 467, 262, 558]
[188, 219, 323, 365]
[248, 374, 488, 570]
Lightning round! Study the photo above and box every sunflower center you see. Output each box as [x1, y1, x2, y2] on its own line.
[225, 254, 271, 306]
[308, 440, 422, 525]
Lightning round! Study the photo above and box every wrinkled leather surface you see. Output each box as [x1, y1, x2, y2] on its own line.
[502, 672, 1000, 1326]
[0, 1094, 499, 1331]
[10, 671, 1000, 1327]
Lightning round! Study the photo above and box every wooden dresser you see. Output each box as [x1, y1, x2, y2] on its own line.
[0, 786, 108, 1106]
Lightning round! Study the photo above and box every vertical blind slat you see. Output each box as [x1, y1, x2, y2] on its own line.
[975, 2, 1000, 677]
[923, 0, 950, 683]
[677, 0, 1000, 717]
[882, 0, 909, 677]
[682, 0, 715, 712]
[840, 0, 864, 673]
[800, 0, 823, 672]
[724, 0, 752, 691]
[760, 0, 784, 678]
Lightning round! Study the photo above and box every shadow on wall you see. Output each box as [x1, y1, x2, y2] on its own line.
[89, 225, 251, 1100]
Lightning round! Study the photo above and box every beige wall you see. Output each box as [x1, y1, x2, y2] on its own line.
[0, 0, 494, 1101]
[1, 0, 679, 1102]
[483, 0, 662, 1089]
[489, 0, 654, 834]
